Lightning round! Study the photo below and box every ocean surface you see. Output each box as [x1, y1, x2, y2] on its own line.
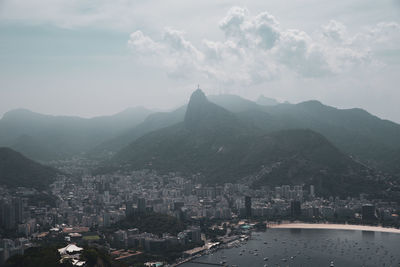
[181, 228, 400, 267]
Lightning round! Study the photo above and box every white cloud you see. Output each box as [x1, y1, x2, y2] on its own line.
[322, 20, 347, 42]
[252, 12, 280, 50]
[219, 6, 249, 40]
[1, 0, 399, 122]
[353, 22, 400, 51]
[273, 29, 332, 77]
[128, 7, 398, 85]
[3, 0, 397, 87]
[128, 31, 162, 54]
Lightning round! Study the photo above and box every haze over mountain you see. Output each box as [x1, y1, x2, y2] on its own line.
[93, 94, 284, 155]
[0, 147, 58, 190]
[93, 93, 400, 178]
[241, 100, 400, 175]
[111, 90, 385, 197]
[0, 107, 153, 161]
[1, 90, 399, 183]
[92, 106, 187, 157]
[256, 95, 280, 106]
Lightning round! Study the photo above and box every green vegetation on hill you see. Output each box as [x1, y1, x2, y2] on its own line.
[80, 247, 113, 267]
[112, 90, 383, 197]
[5, 246, 68, 267]
[2, 93, 399, 180]
[5, 246, 114, 267]
[92, 106, 186, 156]
[110, 213, 185, 236]
[97, 93, 400, 180]
[211, 95, 400, 178]
[0, 147, 58, 189]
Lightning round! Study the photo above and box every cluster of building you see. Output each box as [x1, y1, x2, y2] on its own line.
[0, 156, 399, 264]
[48, 169, 400, 236]
[0, 186, 53, 264]
[111, 226, 201, 252]
[0, 238, 31, 264]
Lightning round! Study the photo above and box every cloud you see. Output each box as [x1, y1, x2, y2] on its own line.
[218, 7, 280, 50]
[353, 22, 400, 50]
[128, 29, 204, 79]
[219, 6, 249, 40]
[252, 12, 280, 50]
[322, 20, 347, 42]
[128, 31, 162, 54]
[127, 7, 399, 85]
[274, 29, 332, 77]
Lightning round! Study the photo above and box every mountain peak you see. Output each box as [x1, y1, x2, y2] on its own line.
[188, 89, 208, 105]
[2, 108, 36, 120]
[184, 88, 238, 130]
[256, 95, 279, 106]
[184, 89, 209, 128]
[297, 100, 326, 110]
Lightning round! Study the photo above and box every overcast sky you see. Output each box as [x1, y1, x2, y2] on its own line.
[1, 0, 399, 122]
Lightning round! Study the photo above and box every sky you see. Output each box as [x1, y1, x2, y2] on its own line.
[0, 0, 399, 122]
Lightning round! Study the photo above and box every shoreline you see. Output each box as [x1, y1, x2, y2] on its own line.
[268, 222, 400, 234]
[173, 223, 400, 266]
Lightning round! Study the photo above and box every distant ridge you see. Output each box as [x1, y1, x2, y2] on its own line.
[1, 92, 399, 180]
[112, 89, 383, 197]
[0, 107, 153, 161]
[256, 95, 279, 106]
[0, 147, 58, 189]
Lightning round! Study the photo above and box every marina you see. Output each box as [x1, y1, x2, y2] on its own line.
[180, 227, 400, 267]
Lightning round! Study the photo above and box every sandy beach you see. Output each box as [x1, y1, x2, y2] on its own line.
[268, 223, 400, 234]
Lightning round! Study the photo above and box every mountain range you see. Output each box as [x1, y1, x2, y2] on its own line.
[0, 107, 152, 161]
[112, 89, 384, 197]
[1, 89, 399, 196]
[90, 93, 400, 178]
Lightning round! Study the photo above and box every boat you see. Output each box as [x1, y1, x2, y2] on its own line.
[263, 257, 268, 261]
[330, 261, 334, 267]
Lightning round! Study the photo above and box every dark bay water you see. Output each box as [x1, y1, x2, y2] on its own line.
[182, 228, 400, 267]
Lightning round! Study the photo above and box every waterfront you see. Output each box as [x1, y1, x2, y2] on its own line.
[269, 223, 400, 234]
[181, 228, 400, 267]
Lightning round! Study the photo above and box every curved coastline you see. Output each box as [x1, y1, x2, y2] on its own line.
[268, 222, 400, 234]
